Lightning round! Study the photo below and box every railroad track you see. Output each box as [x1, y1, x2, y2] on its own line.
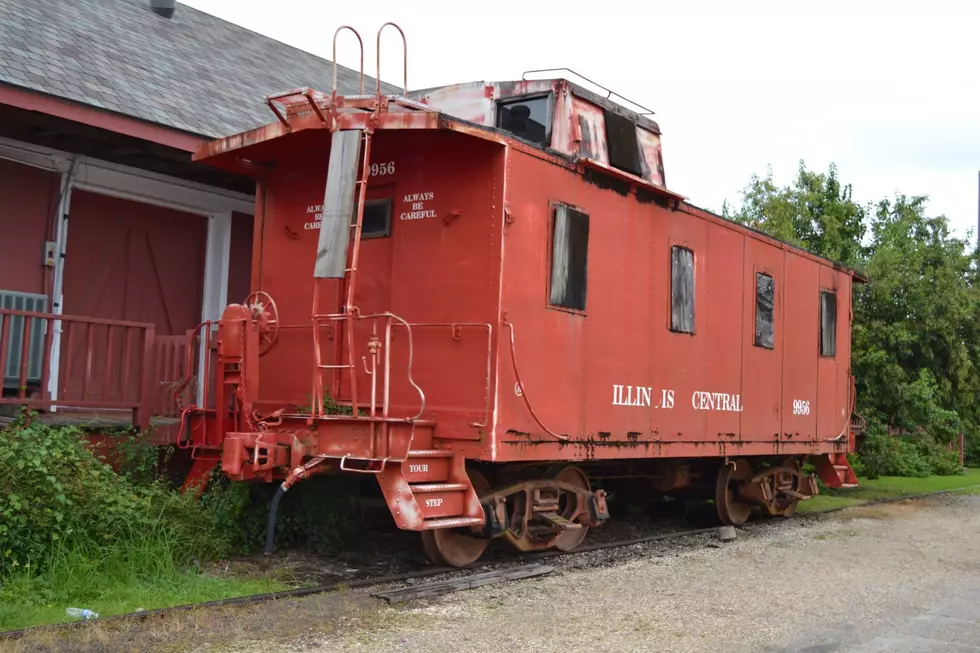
[3, 486, 976, 641]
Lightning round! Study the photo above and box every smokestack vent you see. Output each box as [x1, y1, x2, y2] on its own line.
[150, 0, 177, 18]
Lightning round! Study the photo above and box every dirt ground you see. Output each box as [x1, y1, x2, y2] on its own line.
[9, 494, 980, 653]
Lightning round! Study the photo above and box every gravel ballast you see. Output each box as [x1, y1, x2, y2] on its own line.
[227, 494, 980, 653]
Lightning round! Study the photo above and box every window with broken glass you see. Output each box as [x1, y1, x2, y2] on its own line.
[361, 197, 392, 238]
[820, 290, 837, 357]
[548, 203, 589, 311]
[670, 246, 695, 333]
[755, 272, 775, 349]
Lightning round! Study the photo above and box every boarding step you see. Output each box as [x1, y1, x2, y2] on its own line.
[412, 483, 469, 493]
[422, 517, 484, 530]
[812, 453, 860, 490]
[834, 465, 859, 488]
[412, 482, 469, 519]
[404, 449, 454, 483]
[407, 449, 454, 458]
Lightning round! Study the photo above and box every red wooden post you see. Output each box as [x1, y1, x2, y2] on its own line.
[134, 325, 156, 431]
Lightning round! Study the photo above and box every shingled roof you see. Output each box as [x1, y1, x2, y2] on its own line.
[0, 0, 400, 139]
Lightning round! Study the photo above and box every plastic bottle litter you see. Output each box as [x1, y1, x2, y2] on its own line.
[65, 607, 99, 620]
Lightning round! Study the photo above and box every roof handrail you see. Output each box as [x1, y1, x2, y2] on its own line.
[332, 26, 365, 96]
[521, 67, 655, 115]
[377, 22, 407, 97]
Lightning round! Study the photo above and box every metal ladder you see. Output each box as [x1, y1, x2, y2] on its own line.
[310, 23, 406, 420]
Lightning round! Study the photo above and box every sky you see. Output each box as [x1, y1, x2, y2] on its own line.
[182, 0, 980, 242]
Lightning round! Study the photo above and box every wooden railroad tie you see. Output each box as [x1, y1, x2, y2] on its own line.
[370, 563, 555, 604]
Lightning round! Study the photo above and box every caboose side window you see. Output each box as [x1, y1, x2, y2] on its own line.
[670, 246, 695, 334]
[820, 290, 837, 356]
[497, 95, 552, 146]
[604, 109, 643, 177]
[549, 203, 589, 311]
[755, 272, 775, 349]
[361, 197, 392, 238]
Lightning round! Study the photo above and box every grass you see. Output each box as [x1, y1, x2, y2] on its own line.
[799, 467, 980, 513]
[0, 531, 290, 632]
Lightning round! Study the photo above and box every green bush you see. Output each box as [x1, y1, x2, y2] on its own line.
[208, 473, 364, 555]
[0, 415, 237, 576]
[856, 419, 964, 480]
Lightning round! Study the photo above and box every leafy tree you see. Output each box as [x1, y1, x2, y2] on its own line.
[724, 162, 980, 473]
[724, 161, 867, 267]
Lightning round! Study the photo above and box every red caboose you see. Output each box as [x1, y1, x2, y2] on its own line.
[183, 26, 862, 566]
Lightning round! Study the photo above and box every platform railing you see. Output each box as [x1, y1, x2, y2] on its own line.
[0, 308, 157, 430]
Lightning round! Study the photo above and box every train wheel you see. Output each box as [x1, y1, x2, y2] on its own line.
[763, 458, 802, 518]
[420, 467, 491, 567]
[544, 463, 592, 551]
[715, 461, 753, 526]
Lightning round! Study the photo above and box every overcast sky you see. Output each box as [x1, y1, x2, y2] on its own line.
[182, 0, 979, 242]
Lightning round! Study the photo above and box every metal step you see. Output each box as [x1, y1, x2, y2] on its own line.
[408, 449, 454, 459]
[412, 483, 469, 493]
[422, 516, 484, 530]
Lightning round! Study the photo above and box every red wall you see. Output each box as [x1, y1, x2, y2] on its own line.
[0, 158, 59, 296]
[249, 129, 502, 430]
[62, 190, 207, 333]
[494, 151, 855, 462]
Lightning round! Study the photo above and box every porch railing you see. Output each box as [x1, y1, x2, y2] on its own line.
[0, 309, 159, 430]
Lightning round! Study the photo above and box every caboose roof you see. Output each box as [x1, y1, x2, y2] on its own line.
[191, 89, 868, 283]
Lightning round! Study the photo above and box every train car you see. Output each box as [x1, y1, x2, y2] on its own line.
[181, 25, 863, 567]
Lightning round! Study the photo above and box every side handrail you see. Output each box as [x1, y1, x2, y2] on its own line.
[377, 22, 407, 97]
[358, 312, 425, 421]
[333, 26, 365, 96]
[504, 319, 568, 441]
[521, 67, 656, 116]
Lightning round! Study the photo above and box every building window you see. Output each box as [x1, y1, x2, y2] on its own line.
[755, 272, 775, 349]
[604, 109, 642, 176]
[361, 197, 392, 238]
[497, 95, 551, 145]
[820, 290, 837, 357]
[549, 203, 589, 311]
[670, 246, 695, 333]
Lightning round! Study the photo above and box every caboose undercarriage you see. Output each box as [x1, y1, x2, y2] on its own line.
[173, 24, 860, 567]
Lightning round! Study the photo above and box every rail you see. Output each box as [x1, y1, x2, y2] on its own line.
[521, 67, 656, 116]
[0, 309, 156, 430]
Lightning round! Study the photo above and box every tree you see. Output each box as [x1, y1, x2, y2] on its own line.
[724, 162, 980, 473]
[724, 161, 867, 268]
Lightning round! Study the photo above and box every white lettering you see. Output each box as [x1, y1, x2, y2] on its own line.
[425, 498, 443, 508]
[612, 384, 672, 409]
[399, 190, 437, 221]
[691, 391, 744, 412]
[791, 399, 811, 416]
[370, 161, 396, 177]
[409, 464, 429, 473]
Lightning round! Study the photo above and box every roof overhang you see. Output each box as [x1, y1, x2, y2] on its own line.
[0, 83, 206, 153]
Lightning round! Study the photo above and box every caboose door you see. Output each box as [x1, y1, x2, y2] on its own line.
[334, 184, 396, 406]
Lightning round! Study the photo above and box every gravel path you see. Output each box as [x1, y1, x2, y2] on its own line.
[218, 494, 980, 653]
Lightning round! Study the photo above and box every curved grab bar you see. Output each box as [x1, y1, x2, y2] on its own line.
[376, 22, 407, 97]
[333, 25, 365, 95]
[504, 320, 568, 441]
[358, 311, 426, 420]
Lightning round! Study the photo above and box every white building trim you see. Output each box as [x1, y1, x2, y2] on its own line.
[198, 212, 233, 404]
[0, 135, 255, 411]
[0, 136, 254, 216]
